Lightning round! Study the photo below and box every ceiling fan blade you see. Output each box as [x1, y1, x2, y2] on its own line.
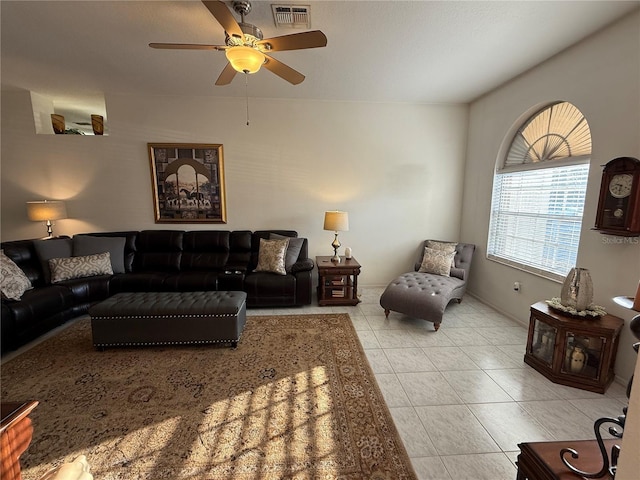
[258, 30, 327, 52]
[263, 54, 305, 85]
[202, 0, 244, 39]
[149, 43, 224, 50]
[215, 62, 238, 86]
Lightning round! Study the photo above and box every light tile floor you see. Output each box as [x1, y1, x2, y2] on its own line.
[4, 286, 629, 480]
[249, 286, 630, 480]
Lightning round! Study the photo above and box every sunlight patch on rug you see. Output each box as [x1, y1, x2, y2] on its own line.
[1, 313, 416, 480]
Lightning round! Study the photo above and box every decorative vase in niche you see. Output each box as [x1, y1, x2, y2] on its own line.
[51, 114, 65, 134]
[560, 267, 593, 312]
[91, 114, 104, 135]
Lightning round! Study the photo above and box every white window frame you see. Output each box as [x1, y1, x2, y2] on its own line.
[487, 102, 591, 282]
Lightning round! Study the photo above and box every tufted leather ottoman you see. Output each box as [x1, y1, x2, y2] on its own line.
[379, 272, 466, 331]
[89, 291, 246, 349]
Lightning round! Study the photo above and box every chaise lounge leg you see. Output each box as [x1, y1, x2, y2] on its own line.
[384, 309, 390, 318]
[433, 322, 441, 331]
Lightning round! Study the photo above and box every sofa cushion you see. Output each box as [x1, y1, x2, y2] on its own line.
[49, 252, 113, 283]
[163, 271, 220, 291]
[181, 231, 230, 271]
[244, 271, 297, 304]
[73, 235, 126, 273]
[418, 247, 455, 277]
[270, 233, 304, 273]
[33, 237, 73, 283]
[7, 285, 75, 331]
[83, 231, 138, 272]
[109, 272, 171, 293]
[134, 230, 183, 272]
[254, 238, 288, 275]
[0, 250, 32, 300]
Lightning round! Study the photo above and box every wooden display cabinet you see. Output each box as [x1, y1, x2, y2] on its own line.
[524, 302, 624, 394]
[316, 256, 361, 306]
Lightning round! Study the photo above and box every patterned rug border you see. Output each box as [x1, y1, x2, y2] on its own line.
[1, 313, 418, 480]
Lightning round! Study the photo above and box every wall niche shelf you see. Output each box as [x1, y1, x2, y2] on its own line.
[31, 91, 108, 136]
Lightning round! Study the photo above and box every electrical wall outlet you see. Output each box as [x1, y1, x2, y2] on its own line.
[513, 281, 521, 292]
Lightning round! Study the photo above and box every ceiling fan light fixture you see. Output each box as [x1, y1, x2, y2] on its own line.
[226, 45, 265, 74]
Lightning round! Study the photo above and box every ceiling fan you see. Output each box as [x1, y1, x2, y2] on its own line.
[149, 0, 327, 86]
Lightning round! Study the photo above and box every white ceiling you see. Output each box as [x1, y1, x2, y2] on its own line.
[1, 0, 638, 116]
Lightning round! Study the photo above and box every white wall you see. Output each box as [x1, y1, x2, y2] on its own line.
[462, 12, 640, 382]
[1, 92, 469, 287]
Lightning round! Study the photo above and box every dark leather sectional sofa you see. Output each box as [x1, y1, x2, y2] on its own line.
[1, 229, 314, 354]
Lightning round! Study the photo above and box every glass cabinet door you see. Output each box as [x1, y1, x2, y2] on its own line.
[561, 332, 604, 380]
[530, 319, 556, 366]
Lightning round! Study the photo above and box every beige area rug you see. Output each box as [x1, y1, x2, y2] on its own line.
[1, 314, 417, 480]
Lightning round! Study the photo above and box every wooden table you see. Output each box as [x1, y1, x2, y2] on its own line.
[316, 256, 361, 306]
[1, 401, 39, 480]
[517, 439, 617, 479]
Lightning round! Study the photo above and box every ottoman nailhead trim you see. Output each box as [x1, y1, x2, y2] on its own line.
[94, 333, 243, 348]
[92, 313, 239, 320]
[95, 339, 237, 347]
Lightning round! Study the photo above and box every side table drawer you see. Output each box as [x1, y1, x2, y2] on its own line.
[321, 267, 358, 275]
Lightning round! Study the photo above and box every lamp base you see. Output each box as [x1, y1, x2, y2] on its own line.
[331, 233, 341, 262]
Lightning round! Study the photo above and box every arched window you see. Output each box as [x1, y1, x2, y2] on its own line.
[487, 102, 591, 281]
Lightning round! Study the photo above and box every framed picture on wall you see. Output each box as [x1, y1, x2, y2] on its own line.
[148, 143, 227, 223]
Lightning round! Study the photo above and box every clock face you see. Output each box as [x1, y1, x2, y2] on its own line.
[609, 174, 633, 198]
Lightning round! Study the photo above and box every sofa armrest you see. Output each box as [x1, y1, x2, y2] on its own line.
[291, 258, 314, 274]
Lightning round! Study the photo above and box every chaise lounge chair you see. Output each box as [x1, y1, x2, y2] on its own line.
[379, 240, 475, 331]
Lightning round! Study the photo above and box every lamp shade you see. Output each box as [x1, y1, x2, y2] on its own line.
[225, 46, 265, 74]
[324, 211, 349, 232]
[26, 200, 67, 221]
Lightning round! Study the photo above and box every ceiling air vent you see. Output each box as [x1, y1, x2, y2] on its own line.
[271, 4, 311, 29]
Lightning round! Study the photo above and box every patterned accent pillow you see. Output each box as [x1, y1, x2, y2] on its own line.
[254, 238, 289, 275]
[0, 250, 33, 300]
[49, 252, 113, 283]
[418, 247, 456, 277]
[270, 233, 304, 273]
[426, 240, 458, 268]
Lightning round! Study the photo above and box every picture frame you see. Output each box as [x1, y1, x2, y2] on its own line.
[148, 143, 227, 223]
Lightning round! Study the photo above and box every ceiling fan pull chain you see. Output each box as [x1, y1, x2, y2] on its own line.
[245, 73, 250, 126]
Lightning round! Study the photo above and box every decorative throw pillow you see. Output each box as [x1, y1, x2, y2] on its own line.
[254, 238, 289, 275]
[33, 237, 73, 284]
[418, 247, 456, 277]
[426, 240, 458, 268]
[49, 252, 113, 283]
[270, 233, 304, 273]
[73, 235, 126, 273]
[0, 250, 33, 300]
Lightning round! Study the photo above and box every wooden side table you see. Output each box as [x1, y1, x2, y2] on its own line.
[1, 401, 38, 480]
[516, 439, 616, 479]
[316, 256, 361, 306]
[524, 302, 624, 393]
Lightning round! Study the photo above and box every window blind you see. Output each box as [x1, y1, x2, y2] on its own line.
[487, 163, 589, 280]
